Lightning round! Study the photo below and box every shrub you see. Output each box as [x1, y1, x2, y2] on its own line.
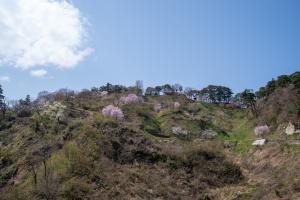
[102, 105, 124, 120]
[30, 112, 52, 135]
[62, 178, 93, 200]
[143, 116, 161, 134]
[64, 142, 91, 176]
[254, 125, 270, 138]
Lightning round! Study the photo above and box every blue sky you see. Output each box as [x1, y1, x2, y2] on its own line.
[0, 0, 299, 100]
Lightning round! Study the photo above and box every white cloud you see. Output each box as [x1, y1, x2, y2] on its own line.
[0, 0, 92, 70]
[0, 76, 10, 82]
[30, 69, 48, 78]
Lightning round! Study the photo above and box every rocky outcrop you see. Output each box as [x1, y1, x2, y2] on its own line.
[252, 139, 266, 146]
[202, 129, 218, 139]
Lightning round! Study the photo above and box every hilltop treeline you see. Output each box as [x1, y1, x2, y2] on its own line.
[256, 71, 300, 98]
[1, 72, 299, 127]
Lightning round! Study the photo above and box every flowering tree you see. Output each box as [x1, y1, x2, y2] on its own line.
[254, 125, 270, 138]
[174, 102, 181, 109]
[100, 91, 108, 98]
[102, 105, 124, 120]
[154, 103, 162, 112]
[172, 127, 188, 136]
[120, 94, 142, 105]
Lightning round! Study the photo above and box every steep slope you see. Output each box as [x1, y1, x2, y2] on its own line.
[0, 92, 246, 200]
[0, 82, 299, 200]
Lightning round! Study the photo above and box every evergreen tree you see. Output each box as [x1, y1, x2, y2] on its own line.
[155, 86, 162, 95]
[0, 85, 6, 117]
[276, 75, 291, 88]
[162, 84, 174, 95]
[240, 89, 258, 116]
[291, 72, 300, 89]
[135, 80, 144, 95]
[172, 84, 183, 93]
[25, 95, 31, 106]
[200, 85, 233, 104]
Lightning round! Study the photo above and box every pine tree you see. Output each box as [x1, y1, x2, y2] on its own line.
[25, 95, 31, 106]
[240, 89, 258, 116]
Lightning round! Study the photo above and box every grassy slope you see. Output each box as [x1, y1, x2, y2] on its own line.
[0, 92, 299, 199]
[223, 111, 254, 154]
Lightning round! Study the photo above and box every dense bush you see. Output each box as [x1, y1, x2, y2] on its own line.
[168, 148, 244, 186]
[30, 113, 52, 135]
[142, 115, 161, 135]
[62, 178, 93, 200]
[257, 86, 300, 126]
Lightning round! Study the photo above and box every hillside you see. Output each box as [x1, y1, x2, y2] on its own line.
[0, 73, 300, 200]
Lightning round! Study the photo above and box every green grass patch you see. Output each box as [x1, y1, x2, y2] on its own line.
[222, 111, 254, 154]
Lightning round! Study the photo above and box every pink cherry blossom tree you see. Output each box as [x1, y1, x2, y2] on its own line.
[120, 94, 142, 105]
[100, 91, 108, 98]
[154, 103, 162, 112]
[254, 125, 270, 138]
[174, 102, 181, 109]
[102, 105, 124, 120]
